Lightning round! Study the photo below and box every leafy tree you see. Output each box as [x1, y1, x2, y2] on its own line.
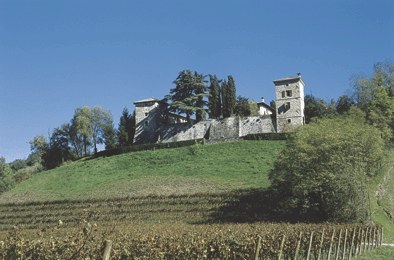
[222, 75, 237, 118]
[90, 106, 114, 153]
[71, 106, 92, 156]
[0, 157, 15, 193]
[366, 86, 394, 141]
[208, 75, 222, 119]
[43, 124, 74, 169]
[304, 95, 337, 123]
[352, 63, 394, 141]
[166, 70, 208, 123]
[9, 159, 27, 173]
[336, 95, 354, 114]
[234, 96, 252, 117]
[29, 135, 48, 156]
[269, 117, 384, 222]
[117, 108, 135, 147]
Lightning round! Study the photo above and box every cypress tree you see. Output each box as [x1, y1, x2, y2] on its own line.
[227, 75, 237, 116]
[208, 75, 222, 119]
[221, 80, 230, 118]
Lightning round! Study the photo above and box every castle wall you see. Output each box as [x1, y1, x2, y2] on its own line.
[159, 121, 211, 143]
[157, 115, 276, 143]
[209, 117, 240, 140]
[239, 116, 276, 136]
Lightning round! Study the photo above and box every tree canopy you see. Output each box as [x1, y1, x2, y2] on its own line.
[166, 70, 208, 123]
[269, 116, 385, 222]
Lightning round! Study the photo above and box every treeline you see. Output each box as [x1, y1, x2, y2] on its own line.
[0, 106, 137, 189]
[304, 62, 393, 141]
[165, 70, 257, 123]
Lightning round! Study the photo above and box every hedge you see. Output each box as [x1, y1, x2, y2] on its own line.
[94, 139, 205, 158]
[242, 133, 291, 140]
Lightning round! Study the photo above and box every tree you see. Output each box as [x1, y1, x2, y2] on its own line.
[269, 117, 384, 222]
[352, 62, 394, 141]
[234, 96, 252, 117]
[117, 108, 135, 147]
[0, 157, 15, 193]
[304, 95, 337, 123]
[336, 95, 354, 114]
[222, 75, 237, 118]
[166, 70, 208, 123]
[43, 124, 74, 169]
[71, 106, 92, 156]
[90, 106, 114, 153]
[366, 86, 394, 141]
[103, 124, 117, 150]
[208, 75, 222, 119]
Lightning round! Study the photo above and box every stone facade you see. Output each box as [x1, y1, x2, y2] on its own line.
[274, 74, 305, 133]
[133, 74, 305, 144]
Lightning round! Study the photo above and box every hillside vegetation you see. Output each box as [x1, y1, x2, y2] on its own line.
[0, 140, 285, 203]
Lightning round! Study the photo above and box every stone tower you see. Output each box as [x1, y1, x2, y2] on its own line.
[274, 74, 305, 132]
[133, 98, 165, 144]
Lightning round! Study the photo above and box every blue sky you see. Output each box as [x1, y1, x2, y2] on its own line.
[0, 0, 393, 162]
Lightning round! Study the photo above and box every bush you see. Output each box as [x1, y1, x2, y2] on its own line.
[269, 116, 385, 222]
[94, 139, 205, 158]
[243, 133, 290, 140]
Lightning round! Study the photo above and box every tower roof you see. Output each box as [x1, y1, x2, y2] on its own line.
[273, 74, 305, 85]
[133, 98, 161, 104]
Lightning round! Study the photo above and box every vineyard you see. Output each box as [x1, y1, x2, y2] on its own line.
[0, 191, 256, 230]
[0, 192, 387, 259]
[0, 220, 383, 259]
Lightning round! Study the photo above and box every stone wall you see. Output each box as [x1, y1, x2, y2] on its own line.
[159, 121, 211, 143]
[208, 117, 240, 141]
[157, 115, 276, 143]
[239, 116, 276, 136]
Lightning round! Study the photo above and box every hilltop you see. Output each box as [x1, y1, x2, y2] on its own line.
[0, 140, 285, 203]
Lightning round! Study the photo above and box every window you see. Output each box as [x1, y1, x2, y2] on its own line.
[145, 121, 149, 126]
[286, 90, 292, 97]
[145, 112, 148, 116]
[285, 102, 291, 110]
[287, 119, 292, 123]
[282, 91, 286, 98]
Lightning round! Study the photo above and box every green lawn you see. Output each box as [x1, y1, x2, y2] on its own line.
[355, 246, 394, 259]
[0, 140, 285, 203]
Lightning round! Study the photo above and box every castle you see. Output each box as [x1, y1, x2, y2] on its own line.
[133, 74, 305, 144]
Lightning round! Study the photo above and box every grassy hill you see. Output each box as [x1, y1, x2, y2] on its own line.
[0, 140, 285, 203]
[370, 148, 394, 243]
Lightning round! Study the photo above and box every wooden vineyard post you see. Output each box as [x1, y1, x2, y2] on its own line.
[349, 227, 356, 259]
[372, 226, 377, 248]
[278, 234, 286, 260]
[355, 227, 362, 256]
[254, 236, 262, 260]
[341, 229, 348, 260]
[359, 228, 364, 255]
[294, 231, 302, 260]
[335, 229, 342, 260]
[306, 231, 314, 260]
[317, 228, 324, 260]
[367, 226, 372, 251]
[363, 227, 369, 252]
[102, 240, 113, 260]
[380, 226, 384, 247]
[327, 228, 335, 260]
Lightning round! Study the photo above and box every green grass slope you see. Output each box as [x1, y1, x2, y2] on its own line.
[0, 140, 285, 203]
[370, 148, 394, 244]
